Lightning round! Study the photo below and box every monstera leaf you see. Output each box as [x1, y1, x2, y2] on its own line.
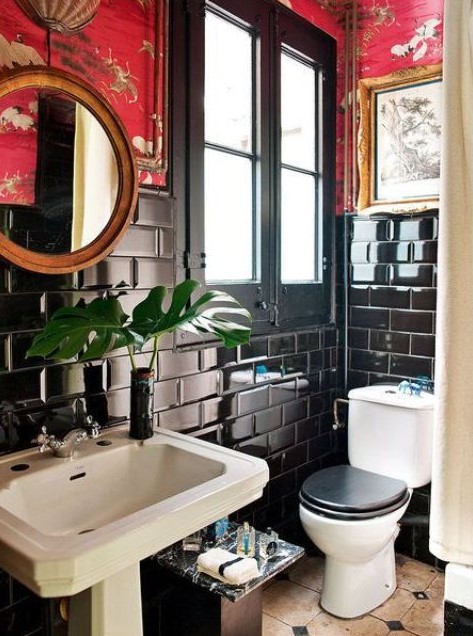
[130, 280, 252, 349]
[26, 281, 251, 370]
[26, 297, 136, 362]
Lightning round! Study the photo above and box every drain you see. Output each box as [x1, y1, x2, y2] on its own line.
[96, 440, 112, 446]
[10, 463, 30, 472]
[70, 472, 86, 481]
[78, 528, 95, 535]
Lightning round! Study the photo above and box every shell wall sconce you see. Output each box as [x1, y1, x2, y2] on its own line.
[14, 0, 101, 35]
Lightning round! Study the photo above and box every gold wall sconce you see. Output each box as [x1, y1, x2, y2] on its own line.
[14, 0, 101, 35]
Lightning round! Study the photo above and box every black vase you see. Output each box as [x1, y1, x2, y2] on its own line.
[129, 367, 155, 440]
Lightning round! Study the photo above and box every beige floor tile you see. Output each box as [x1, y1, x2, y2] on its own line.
[262, 613, 294, 636]
[401, 596, 444, 636]
[262, 579, 321, 626]
[288, 557, 325, 592]
[307, 612, 390, 636]
[425, 572, 445, 603]
[262, 554, 444, 636]
[371, 587, 416, 621]
[395, 554, 438, 592]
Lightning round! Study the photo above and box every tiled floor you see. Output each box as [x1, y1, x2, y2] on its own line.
[262, 554, 444, 636]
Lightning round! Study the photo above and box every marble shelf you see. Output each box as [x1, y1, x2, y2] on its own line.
[155, 523, 304, 601]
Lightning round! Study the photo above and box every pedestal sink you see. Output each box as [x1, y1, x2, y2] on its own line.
[0, 426, 269, 635]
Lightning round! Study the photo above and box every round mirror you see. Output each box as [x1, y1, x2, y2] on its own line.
[0, 66, 138, 273]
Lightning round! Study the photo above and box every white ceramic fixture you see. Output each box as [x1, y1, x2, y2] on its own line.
[445, 563, 473, 612]
[0, 426, 269, 636]
[348, 384, 434, 487]
[299, 384, 434, 618]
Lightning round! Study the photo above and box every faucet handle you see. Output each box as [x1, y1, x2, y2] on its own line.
[85, 415, 100, 439]
[32, 426, 55, 453]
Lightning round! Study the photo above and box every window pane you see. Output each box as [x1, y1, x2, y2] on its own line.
[281, 169, 316, 282]
[205, 12, 252, 152]
[205, 148, 254, 282]
[281, 52, 316, 171]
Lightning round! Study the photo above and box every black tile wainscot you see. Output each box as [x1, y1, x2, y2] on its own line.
[0, 191, 343, 635]
[346, 212, 442, 569]
[348, 214, 437, 389]
[445, 600, 473, 635]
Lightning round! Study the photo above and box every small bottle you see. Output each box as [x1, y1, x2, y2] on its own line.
[236, 521, 255, 557]
[214, 517, 229, 540]
[182, 530, 202, 552]
[258, 527, 279, 559]
[202, 517, 228, 545]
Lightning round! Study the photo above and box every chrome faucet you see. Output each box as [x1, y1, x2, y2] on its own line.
[33, 419, 100, 458]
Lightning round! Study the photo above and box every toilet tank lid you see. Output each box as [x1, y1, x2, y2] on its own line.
[348, 384, 435, 410]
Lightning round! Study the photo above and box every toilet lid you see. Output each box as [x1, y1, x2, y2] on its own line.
[300, 465, 409, 520]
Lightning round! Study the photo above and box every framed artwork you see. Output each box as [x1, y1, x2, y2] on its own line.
[358, 64, 442, 214]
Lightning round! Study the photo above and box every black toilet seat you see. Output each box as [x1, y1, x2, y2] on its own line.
[299, 465, 409, 521]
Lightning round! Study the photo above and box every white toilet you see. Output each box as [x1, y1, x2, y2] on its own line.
[299, 384, 434, 618]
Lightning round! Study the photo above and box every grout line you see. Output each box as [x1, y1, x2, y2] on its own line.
[285, 578, 322, 595]
[263, 612, 301, 629]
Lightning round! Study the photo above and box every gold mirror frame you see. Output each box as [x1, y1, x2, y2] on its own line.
[0, 65, 138, 274]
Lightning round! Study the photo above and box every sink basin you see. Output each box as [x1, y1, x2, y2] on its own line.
[0, 440, 225, 537]
[0, 426, 269, 598]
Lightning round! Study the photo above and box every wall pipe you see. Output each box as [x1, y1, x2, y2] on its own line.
[343, 7, 350, 211]
[351, 0, 358, 210]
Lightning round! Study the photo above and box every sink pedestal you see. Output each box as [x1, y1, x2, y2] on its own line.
[68, 563, 143, 636]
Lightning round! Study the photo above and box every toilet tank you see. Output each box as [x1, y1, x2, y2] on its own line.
[348, 384, 435, 488]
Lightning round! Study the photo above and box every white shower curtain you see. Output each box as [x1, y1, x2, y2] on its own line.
[429, 0, 473, 563]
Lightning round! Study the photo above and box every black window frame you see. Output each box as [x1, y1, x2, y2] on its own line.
[171, 0, 336, 336]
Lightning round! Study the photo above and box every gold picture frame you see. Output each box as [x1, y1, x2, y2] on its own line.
[357, 64, 442, 214]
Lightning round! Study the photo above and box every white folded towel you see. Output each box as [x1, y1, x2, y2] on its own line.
[197, 547, 259, 585]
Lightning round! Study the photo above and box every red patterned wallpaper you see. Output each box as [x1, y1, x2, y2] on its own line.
[0, 0, 165, 196]
[0, 88, 38, 204]
[352, 0, 444, 212]
[286, 0, 444, 76]
[0, 0, 445, 213]
[278, 0, 339, 38]
[260, 1, 444, 214]
[357, 0, 443, 78]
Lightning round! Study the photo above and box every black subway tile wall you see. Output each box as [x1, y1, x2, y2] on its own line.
[79, 257, 135, 289]
[269, 334, 296, 356]
[0, 191, 342, 634]
[347, 212, 439, 568]
[347, 214, 437, 390]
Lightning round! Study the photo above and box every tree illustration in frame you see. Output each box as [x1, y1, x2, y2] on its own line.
[358, 64, 442, 214]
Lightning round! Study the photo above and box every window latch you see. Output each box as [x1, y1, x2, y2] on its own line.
[181, 251, 206, 270]
[256, 301, 279, 326]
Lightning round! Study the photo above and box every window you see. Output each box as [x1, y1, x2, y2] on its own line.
[204, 11, 255, 283]
[172, 0, 335, 331]
[280, 49, 318, 284]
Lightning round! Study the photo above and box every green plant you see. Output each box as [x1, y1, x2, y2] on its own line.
[26, 280, 251, 372]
